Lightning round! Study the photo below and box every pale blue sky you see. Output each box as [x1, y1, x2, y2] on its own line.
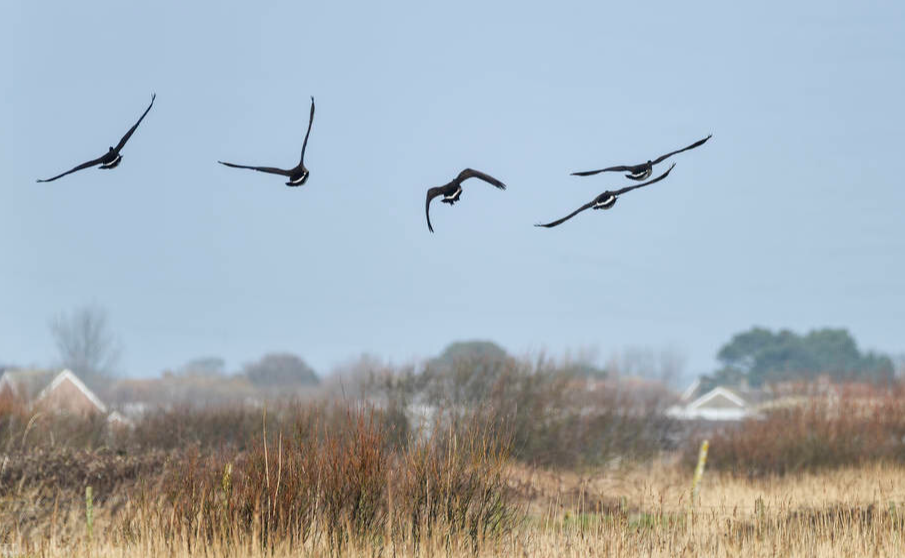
[2, 0, 903, 379]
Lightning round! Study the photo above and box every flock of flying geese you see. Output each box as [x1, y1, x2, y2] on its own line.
[36, 94, 712, 232]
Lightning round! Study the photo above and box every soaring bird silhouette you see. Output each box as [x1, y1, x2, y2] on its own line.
[536, 164, 675, 228]
[218, 96, 316, 186]
[425, 169, 507, 233]
[572, 134, 710, 181]
[36, 94, 156, 183]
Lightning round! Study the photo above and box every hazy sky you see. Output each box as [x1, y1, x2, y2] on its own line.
[2, 0, 903, 379]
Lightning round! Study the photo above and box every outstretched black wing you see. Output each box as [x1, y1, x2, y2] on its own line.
[650, 134, 711, 165]
[570, 164, 634, 177]
[425, 186, 447, 233]
[218, 161, 291, 176]
[456, 168, 506, 189]
[36, 155, 106, 183]
[612, 163, 675, 196]
[299, 96, 315, 166]
[113, 93, 156, 153]
[534, 200, 596, 228]
[537, 164, 677, 228]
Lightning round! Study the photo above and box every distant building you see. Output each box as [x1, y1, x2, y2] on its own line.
[32, 369, 108, 416]
[669, 377, 897, 423]
[105, 374, 260, 410]
[0, 368, 131, 427]
[0, 369, 57, 401]
[679, 378, 704, 402]
[667, 384, 752, 421]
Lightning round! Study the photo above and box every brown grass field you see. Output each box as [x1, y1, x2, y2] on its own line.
[3, 456, 904, 557]
[3, 381, 905, 557]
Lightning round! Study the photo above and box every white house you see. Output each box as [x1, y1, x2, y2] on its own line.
[667, 384, 751, 421]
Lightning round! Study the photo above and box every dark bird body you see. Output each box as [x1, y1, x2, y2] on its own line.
[36, 93, 156, 183]
[425, 169, 506, 232]
[572, 134, 710, 181]
[536, 164, 675, 228]
[218, 96, 315, 187]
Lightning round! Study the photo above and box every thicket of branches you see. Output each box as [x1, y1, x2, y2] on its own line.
[683, 384, 905, 475]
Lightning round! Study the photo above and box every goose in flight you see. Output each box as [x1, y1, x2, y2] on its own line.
[572, 134, 709, 181]
[536, 164, 675, 228]
[425, 168, 506, 233]
[218, 96, 316, 187]
[36, 93, 156, 183]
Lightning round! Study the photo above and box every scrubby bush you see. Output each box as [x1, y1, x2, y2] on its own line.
[158, 404, 515, 550]
[1, 401, 516, 552]
[686, 385, 905, 475]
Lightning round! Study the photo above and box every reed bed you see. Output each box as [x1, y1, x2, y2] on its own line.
[3, 461, 905, 557]
[4, 383, 905, 556]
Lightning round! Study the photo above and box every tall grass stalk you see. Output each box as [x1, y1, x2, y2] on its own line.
[85, 485, 93, 542]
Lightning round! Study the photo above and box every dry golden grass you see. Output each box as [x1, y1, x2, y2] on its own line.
[3, 461, 905, 557]
[511, 460, 905, 514]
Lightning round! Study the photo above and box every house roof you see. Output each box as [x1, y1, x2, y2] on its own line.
[680, 378, 702, 402]
[0, 369, 57, 399]
[687, 386, 746, 410]
[666, 386, 751, 421]
[33, 369, 108, 414]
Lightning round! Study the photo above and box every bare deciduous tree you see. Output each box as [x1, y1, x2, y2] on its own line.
[49, 303, 122, 381]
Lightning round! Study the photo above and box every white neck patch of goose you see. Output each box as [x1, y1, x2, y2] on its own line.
[101, 154, 122, 168]
[596, 195, 616, 208]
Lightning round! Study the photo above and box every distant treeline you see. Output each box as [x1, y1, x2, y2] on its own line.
[701, 327, 894, 390]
